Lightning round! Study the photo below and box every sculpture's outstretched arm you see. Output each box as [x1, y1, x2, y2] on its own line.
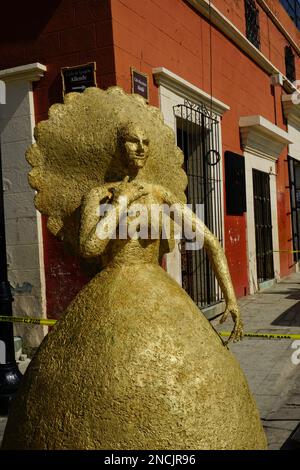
[154, 185, 243, 343]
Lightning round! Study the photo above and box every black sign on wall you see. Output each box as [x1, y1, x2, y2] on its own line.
[61, 62, 97, 95]
[131, 68, 149, 101]
[225, 151, 247, 215]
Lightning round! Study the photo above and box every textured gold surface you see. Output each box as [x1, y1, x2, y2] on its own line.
[2, 87, 267, 450]
[25, 86, 187, 246]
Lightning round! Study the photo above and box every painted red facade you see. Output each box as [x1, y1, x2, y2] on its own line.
[0, 0, 299, 316]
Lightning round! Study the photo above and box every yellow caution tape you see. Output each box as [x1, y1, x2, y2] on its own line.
[274, 250, 300, 253]
[1, 316, 300, 340]
[220, 331, 300, 340]
[0, 315, 56, 326]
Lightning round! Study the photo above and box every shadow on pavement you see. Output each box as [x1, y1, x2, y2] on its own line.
[281, 423, 300, 449]
[261, 289, 300, 300]
[271, 301, 300, 326]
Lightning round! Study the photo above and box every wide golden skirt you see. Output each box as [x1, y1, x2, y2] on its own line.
[2, 263, 267, 449]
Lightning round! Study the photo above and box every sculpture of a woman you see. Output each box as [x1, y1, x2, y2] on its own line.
[2, 87, 267, 450]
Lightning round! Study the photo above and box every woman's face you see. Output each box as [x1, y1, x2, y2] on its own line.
[123, 128, 149, 170]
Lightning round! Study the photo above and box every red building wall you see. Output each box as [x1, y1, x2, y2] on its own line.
[0, 0, 297, 312]
[110, 0, 295, 296]
[0, 0, 116, 318]
[213, 0, 300, 77]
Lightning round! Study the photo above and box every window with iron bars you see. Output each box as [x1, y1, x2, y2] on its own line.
[285, 45, 296, 83]
[174, 100, 223, 309]
[244, 0, 260, 49]
[280, 0, 300, 30]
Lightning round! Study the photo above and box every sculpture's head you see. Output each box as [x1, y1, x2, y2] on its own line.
[26, 86, 187, 255]
[119, 123, 149, 173]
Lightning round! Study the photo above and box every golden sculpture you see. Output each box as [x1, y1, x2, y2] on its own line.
[2, 87, 267, 449]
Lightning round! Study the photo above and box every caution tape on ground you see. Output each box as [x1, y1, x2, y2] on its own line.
[0, 315, 56, 326]
[273, 250, 300, 253]
[220, 331, 300, 340]
[0, 315, 300, 340]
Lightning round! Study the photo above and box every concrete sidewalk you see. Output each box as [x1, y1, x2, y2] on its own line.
[212, 272, 300, 450]
[1, 273, 300, 449]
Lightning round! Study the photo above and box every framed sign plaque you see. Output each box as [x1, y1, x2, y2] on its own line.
[131, 68, 149, 101]
[61, 62, 97, 95]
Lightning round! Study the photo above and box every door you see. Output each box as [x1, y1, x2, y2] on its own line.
[288, 156, 300, 262]
[253, 169, 274, 283]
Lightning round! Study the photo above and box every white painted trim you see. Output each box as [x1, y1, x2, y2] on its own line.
[0, 340, 5, 364]
[244, 152, 280, 293]
[0, 80, 5, 104]
[154, 68, 226, 297]
[153, 67, 230, 116]
[282, 94, 300, 127]
[214, 114, 225, 303]
[0, 66, 47, 346]
[286, 122, 300, 162]
[156, 86, 185, 285]
[239, 115, 292, 160]
[186, 0, 296, 94]
[0, 63, 46, 82]
[36, 212, 47, 330]
[28, 85, 48, 333]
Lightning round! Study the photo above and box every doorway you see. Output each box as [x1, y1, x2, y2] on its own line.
[252, 169, 274, 283]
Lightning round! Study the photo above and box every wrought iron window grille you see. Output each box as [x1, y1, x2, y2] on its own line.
[244, 0, 260, 49]
[174, 101, 223, 309]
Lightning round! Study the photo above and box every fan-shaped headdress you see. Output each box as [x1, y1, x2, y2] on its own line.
[27, 86, 187, 251]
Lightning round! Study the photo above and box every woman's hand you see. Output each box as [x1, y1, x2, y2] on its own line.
[219, 301, 243, 344]
[109, 176, 149, 206]
[152, 185, 178, 206]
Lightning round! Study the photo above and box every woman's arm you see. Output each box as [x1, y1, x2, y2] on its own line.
[155, 185, 243, 343]
[80, 179, 148, 258]
[80, 186, 117, 258]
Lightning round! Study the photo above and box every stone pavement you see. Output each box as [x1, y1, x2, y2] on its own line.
[1, 273, 300, 449]
[212, 272, 300, 450]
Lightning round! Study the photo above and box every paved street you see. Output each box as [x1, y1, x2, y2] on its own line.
[1, 273, 300, 449]
[212, 272, 300, 450]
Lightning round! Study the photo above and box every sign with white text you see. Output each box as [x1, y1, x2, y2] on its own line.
[131, 68, 149, 101]
[61, 62, 96, 95]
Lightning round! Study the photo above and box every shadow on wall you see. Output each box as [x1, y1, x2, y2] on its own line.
[0, 0, 62, 40]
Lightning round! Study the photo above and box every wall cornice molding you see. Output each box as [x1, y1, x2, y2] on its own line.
[153, 66, 229, 116]
[282, 94, 300, 127]
[0, 63, 46, 82]
[239, 115, 292, 160]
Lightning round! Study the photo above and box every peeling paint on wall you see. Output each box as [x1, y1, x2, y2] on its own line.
[10, 282, 33, 295]
[228, 227, 241, 245]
